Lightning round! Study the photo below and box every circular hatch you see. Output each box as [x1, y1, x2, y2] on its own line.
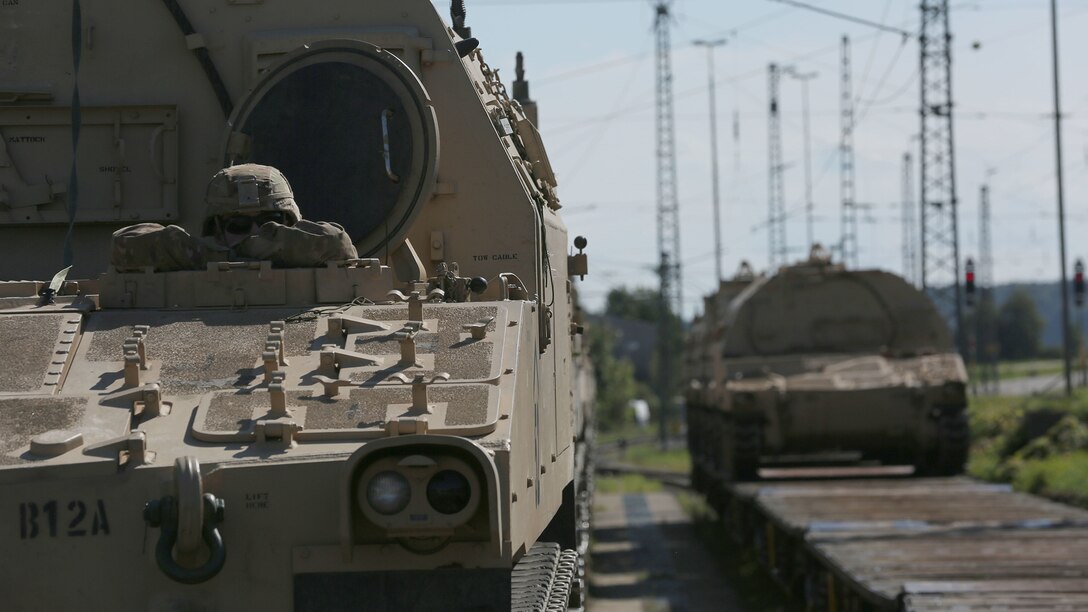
[224, 40, 439, 257]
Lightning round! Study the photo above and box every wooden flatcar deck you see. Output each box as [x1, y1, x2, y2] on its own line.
[902, 579, 1088, 611]
[727, 475, 1088, 610]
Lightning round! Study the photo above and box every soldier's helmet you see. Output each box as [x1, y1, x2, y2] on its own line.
[201, 164, 302, 236]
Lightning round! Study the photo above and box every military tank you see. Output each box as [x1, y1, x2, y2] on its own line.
[0, 1, 592, 610]
[687, 248, 968, 486]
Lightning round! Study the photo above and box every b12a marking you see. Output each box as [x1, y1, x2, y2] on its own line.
[19, 500, 111, 539]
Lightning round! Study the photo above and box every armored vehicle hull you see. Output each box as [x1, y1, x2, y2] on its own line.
[687, 253, 968, 485]
[0, 1, 591, 609]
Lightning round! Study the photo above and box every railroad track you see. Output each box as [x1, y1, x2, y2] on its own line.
[595, 434, 684, 453]
[594, 460, 690, 489]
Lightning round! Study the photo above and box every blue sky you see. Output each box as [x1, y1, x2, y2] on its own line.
[432, 0, 1088, 316]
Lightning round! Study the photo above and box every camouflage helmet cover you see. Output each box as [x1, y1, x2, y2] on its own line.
[202, 164, 302, 235]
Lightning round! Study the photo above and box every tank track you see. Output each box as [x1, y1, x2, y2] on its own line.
[912, 410, 970, 476]
[732, 419, 763, 481]
[511, 542, 581, 612]
[574, 434, 594, 600]
[933, 411, 970, 475]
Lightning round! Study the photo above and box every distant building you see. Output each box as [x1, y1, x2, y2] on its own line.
[629, 399, 650, 428]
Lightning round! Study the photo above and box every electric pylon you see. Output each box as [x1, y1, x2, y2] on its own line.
[902, 152, 917, 285]
[840, 35, 858, 268]
[654, 1, 682, 449]
[768, 63, 787, 268]
[978, 183, 998, 393]
[920, 0, 964, 353]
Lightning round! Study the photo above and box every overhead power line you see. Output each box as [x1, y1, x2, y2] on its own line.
[766, 0, 912, 38]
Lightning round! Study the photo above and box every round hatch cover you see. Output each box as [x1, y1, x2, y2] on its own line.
[224, 40, 439, 257]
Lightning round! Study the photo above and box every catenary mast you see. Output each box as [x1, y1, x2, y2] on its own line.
[920, 0, 964, 353]
[654, 1, 682, 448]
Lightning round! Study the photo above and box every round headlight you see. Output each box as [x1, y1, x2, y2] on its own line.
[427, 470, 471, 515]
[366, 471, 411, 515]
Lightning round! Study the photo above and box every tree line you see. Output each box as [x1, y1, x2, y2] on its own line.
[973, 288, 1080, 361]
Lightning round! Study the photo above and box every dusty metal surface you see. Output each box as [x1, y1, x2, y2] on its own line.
[0, 398, 87, 465]
[0, 314, 71, 393]
[348, 305, 500, 383]
[86, 309, 317, 392]
[197, 385, 495, 436]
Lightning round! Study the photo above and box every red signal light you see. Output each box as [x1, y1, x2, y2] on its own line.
[1076, 259, 1085, 307]
[965, 258, 976, 306]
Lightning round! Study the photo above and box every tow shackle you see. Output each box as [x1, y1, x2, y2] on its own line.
[143, 457, 227, 584]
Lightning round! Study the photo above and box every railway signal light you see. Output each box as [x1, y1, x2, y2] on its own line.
[1076, 259, 1085, 307]
[965, 258, 976, 307]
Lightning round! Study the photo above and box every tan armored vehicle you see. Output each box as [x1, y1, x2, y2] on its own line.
[687, 249, 968, 485]
[0, 1, 592, 609]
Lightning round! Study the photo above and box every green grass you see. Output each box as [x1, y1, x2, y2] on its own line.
[595, 473, 663, 494]
[994, 359, 1065, 381]
[1011, 452, 1088, 506]
[615, 444, 692, 473]
[596, 423, 655, 445]
[968, 390, 1088, 507]
[673, 489, 710, 518]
